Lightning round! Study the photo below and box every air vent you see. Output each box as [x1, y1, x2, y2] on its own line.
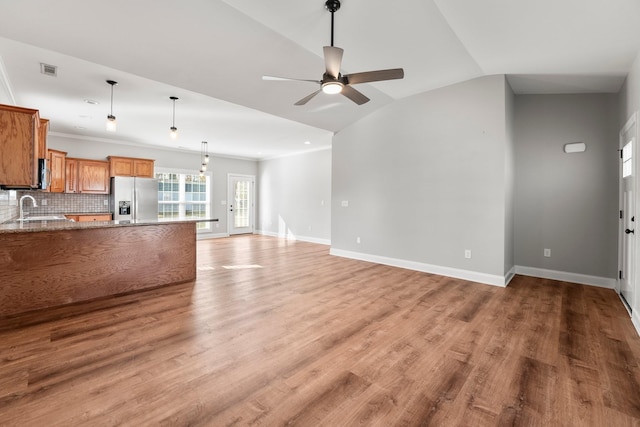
[40, 63, 57, 77]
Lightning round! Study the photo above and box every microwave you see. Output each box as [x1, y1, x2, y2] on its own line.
[37, 158, 49, 190]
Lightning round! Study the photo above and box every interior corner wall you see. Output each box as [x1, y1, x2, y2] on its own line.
[46, 135, 257, 234]
[257, 149, 332, 244]
[331, 75, 509, 282]
[513, 94, 619, 280]
[504, 79, 516, 278]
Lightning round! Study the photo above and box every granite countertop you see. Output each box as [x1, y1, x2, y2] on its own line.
[0, 217, 219, 234]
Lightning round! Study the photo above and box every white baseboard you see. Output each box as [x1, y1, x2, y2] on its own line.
[632, 311, 640, 337]
[257, 229, 331, 246]
[514, 266, 616, 289]
[329, 248, 509, 287]
[197, 232, 229, 240]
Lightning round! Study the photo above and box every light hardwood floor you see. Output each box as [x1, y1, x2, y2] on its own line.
[1, 235, 640, 426]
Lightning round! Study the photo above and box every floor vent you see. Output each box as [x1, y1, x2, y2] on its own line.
[40, 63, 57, 77]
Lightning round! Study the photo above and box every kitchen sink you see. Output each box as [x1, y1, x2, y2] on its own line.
[17, 215, 69, 222]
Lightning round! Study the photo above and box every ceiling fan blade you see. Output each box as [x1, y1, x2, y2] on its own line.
[323, 46, 344, 78]
[341, 85, 370, 105]
[294, 89, 322, 106]
[262, 75, 321, 84]
[344, 68, 404, 85]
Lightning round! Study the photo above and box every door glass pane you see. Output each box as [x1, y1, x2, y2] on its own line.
[234, 180, 250, 228]
[623, 141, 633, 178]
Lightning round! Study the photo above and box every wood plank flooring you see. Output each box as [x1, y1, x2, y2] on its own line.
[1, 235, 640, 426]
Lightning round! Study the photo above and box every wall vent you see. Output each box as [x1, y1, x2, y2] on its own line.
[40, 63, 57, 77]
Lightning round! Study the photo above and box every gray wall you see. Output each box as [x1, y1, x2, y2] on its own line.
[48, 135, 257, 234]
[513, 94, 619, 278]
[257, 148, 331, 244]
[332, 75, 511, 279]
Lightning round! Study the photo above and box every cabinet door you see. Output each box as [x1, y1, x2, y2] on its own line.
[77, 214, 112, 222]
[38, 119, 49, 159]
[0, 105, 39, 188]
[77, 160, 110, 194]
[47, 149, 66, 193]
[133, 159, 155, 178]
[109, 157, 134, 177]
[65, 158, 78, 193]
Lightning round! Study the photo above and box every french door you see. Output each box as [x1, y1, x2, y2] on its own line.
[228, 174, 255, 235]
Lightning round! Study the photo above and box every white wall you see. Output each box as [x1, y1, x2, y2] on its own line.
[331, 75, 511, 285]
[48, 134, 257, 235]
[257, 148, 331, 244]
[513, 94, 619, 284]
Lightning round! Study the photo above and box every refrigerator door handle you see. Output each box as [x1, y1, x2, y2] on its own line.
[133, 186, 137, 221]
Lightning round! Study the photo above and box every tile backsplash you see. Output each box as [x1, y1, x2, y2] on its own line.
[15, 191, 110, 216]
[0, 190, 18, 222]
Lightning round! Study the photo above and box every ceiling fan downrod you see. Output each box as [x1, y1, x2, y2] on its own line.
[325, 0, 340, 47]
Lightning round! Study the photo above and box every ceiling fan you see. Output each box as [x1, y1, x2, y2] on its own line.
[263, 0, 404, 106]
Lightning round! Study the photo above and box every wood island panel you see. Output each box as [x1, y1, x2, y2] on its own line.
[0, 222, 196, 316]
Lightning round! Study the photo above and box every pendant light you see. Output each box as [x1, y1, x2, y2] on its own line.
[106, 80, 118, 132]
[200, 141, 209, 176]
[169, 96, 179, 139]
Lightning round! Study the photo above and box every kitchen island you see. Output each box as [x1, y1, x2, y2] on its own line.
[0, 218, 218, 316]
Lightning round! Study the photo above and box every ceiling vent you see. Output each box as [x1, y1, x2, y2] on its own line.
[40, 63, 57, 77]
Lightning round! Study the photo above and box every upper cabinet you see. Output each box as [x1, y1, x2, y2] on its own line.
[108, 156, 155, 178]
[47, 149, 66, 193]
[0, 104, 40, 188]
[65, 158, 110, 194]
[38, 118, 49, 160]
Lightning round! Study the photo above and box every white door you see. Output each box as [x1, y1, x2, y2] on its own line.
[228, 174, 255, 235]
[619, 114, 636, 311]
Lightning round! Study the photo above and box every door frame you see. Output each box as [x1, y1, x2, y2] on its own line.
[227, 173, 256, 235]
[618, 112, 637, 314]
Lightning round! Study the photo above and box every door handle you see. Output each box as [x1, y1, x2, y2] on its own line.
[626, 229, 635, 234]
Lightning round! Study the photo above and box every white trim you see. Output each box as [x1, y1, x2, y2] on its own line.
[632, 311, 640, 336]
[197, 232, 229, 240]
[504, 266, 516, 286]
[515, 265, 616, 289]
[258, 229, 330, 246]
[259, 145, 332, 161]
[329, 248, 508, 287]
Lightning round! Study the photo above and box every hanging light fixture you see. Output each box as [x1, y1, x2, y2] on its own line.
[106, 80, 118, 131]
[169, 96, 179, 139]
[200, 141, 209, 176]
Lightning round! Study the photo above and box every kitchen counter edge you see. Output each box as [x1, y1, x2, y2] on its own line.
[0, 218, 219, 234]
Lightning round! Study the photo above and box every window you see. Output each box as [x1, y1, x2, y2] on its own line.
[156, 170, 211, 231]
[622, 140, 633, 178]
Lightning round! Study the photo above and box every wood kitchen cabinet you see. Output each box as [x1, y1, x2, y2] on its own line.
[38, 118, 49, 160]
[108, 156, 155, 178]
[65, 214, 112, 222]
[46, 149, 66, 193]
[65, 158, 110, 194]
[0, 104, 40, 188]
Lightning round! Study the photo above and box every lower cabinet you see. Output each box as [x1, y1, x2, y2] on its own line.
[65, 214, 112, 222]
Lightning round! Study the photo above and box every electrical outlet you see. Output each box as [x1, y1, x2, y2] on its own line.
[41, 199, 47, 206]
[356, 237, 361, 244]
[103, 199, 108, 206]
[341, 200, 349, 207]
[308, 225, 312, 231]
[544, 248, 551, 257]
[464, 249, 472, 259]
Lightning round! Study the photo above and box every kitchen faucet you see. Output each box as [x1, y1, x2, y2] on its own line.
[19, 194, 38, 221]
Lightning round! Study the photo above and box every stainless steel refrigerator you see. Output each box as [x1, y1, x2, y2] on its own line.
[110, 177, 158, 221]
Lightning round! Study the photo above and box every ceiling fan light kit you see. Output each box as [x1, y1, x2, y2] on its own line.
[262, 0, 404, 106]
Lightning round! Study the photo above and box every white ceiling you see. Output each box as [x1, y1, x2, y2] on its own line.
[0, 0, 638, 159]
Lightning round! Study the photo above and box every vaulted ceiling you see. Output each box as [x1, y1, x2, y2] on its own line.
[0, 0, 638, 159]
